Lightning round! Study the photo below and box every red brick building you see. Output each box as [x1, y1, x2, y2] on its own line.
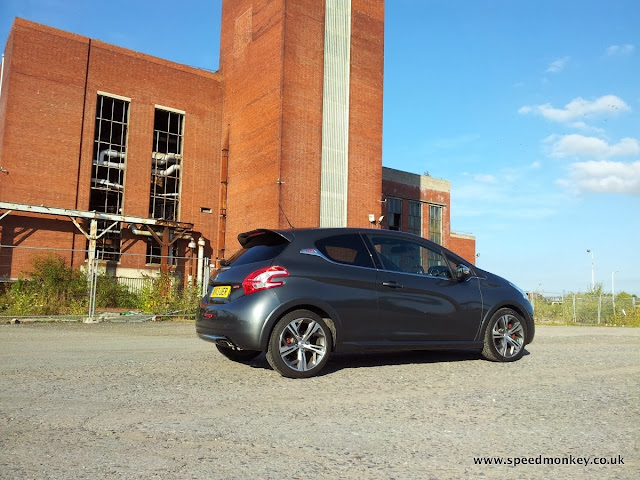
[0, 0, 474, 283]
[382, 167, 475, 262]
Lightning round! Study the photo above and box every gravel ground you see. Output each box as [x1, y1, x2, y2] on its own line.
[1, 322, 638, 480]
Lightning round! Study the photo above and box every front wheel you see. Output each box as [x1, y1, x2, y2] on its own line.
[266, 310, 332, 379]
[216, 344, 261, 362]
[482, 308, 527, 362]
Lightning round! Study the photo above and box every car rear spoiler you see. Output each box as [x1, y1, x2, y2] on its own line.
[237, 229, 294, 247]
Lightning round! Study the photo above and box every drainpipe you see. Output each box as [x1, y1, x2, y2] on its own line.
[197, 237, 206, 288]
[218, 126, 230, 266]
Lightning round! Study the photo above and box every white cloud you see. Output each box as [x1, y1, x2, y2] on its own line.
[545, 134, 640, 159]
[569, 121, 605, 135]
[474, 174, 498, 184]
[606, 44, 635, 56]
[519, 95, 631, 123]
[453, 164, 564, 220]
[546, 57, 569, 73]
[560, 161, 640, 195]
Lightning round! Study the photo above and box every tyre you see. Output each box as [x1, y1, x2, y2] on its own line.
[481, 308, 527, 362]
[216, 344, 261, 362]
[266, 309, 332, 379]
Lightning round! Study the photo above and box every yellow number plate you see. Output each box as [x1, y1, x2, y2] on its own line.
[211, 286, 231, 299]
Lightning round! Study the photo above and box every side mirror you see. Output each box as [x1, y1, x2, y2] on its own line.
[455, 264, 471, 282]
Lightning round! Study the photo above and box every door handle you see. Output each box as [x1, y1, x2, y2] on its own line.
[382, 281, 403, 289]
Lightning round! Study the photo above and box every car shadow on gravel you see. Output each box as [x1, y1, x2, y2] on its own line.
[245, 349, 526, 377]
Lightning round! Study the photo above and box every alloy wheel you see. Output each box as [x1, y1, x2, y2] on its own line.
[491, 312, 525, 359]
[278, 317, 328, 372]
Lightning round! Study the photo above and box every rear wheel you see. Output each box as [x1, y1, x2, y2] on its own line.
[266, 310, 332, 379]
[215, 344, 261, 362]
[482, 308, 526, 362]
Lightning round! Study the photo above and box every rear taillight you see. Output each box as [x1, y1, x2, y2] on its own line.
[242, 266, 289, 295]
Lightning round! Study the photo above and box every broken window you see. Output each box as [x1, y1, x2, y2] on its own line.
[146, 240, 178, 266]
[147, 107, 184, 264]
[149, 108, 183, 221]
[387, 198, 402, 231]
[89, 94, 130, 261]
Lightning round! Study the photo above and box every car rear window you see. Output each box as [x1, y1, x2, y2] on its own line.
[226, 233, 289, 267]
[314, 234, 374, 268]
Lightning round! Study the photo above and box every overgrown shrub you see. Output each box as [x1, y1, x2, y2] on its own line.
[533, 287, 640, 328]
[95, 274, 138, 309]
[136, 273, 201, 315]
[0, 254, 87, 315]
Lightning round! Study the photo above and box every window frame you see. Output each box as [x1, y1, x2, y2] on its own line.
[364, 233, 453, 279]
[149, 106, 185, 223]
[408, 201, 422, 236]
[386, 197, 402, 231]
[88, 92, 131, 262]
[313, 233, 376, 269]
[429, 205, 442, 245]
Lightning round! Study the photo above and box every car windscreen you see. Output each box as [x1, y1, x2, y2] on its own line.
[225, 234, 289, 267]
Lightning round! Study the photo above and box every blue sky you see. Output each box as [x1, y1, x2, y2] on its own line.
[1, 0, 639, 295]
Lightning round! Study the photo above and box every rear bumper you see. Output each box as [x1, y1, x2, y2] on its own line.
[196, 290, 279, 351]
[197, 333, 235, 347]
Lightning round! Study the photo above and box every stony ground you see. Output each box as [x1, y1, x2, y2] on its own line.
[1, 322, 638, 480]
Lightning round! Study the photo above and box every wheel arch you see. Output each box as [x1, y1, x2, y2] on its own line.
[478, 302, 534, 344]
[258, 299, 341, 351]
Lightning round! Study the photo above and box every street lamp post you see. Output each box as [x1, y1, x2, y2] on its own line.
[586, 249, 594, 292]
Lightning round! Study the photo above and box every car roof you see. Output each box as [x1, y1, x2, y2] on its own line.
[237, 227, 475, 268]
[239, 227, 439, 246]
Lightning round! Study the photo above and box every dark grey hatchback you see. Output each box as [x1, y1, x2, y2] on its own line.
[196, 228, 534, 378]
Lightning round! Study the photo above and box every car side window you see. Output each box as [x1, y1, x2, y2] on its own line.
[366, 234, 452, 278]
[314, 234, 375, 268]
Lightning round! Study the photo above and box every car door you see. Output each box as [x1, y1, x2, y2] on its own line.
[365, 233, 482, 343]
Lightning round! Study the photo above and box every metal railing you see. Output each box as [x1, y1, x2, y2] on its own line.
[1, 244, 213, 322]
[530, 292, 639, 326]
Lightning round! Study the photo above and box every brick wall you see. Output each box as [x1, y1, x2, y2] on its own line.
[221, 0, 385, 249]
[382, 167, 452, 246]
[449, 232, 476, 264]
[0, 19, 223, 278]
[0, 3, 471, 282]
[347, 0, 384, 227]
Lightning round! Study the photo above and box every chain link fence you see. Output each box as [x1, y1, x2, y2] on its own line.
[530, 292, 639, 327]
[1, 244, 213, 323]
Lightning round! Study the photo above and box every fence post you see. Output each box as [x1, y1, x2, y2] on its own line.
[201, 257, 210, 298]
[612, 293, 616, 317]
[572, 295, 576, 323]
[86, 256, 99, 322]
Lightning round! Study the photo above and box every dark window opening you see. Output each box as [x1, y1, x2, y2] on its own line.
[88, 95, 129, 261]
[150, 109, 184, 222]
[146, 238, 178, 266]
[387, 198, 402, 231]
